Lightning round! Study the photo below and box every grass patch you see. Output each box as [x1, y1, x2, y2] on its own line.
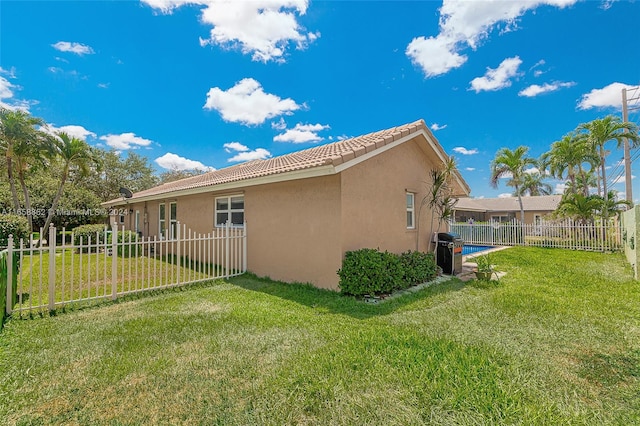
[1, 247, 640, 424]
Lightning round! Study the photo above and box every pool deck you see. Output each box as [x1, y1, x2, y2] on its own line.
[458, 246, 511, 282]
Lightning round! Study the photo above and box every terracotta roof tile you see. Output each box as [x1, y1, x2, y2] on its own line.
[107, 119, 432, 203]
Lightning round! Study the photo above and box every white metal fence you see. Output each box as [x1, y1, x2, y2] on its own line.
[4, 221, 246, 317]
[450, 219, 622, 252]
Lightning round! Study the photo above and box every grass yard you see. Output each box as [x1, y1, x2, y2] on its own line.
[12, 250, 219, 314]
[1, 247, 639, 425]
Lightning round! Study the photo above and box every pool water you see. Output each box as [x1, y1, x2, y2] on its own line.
[462, 244, 494, 256]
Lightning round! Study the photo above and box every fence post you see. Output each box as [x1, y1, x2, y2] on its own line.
[111, 223, 117, 300]
[6, 235, 13, 316]
[176, 222, 181, 284]
[242, 221, 247, 273]
[225, 220, 230, 276]
[48, 225, 56, 311]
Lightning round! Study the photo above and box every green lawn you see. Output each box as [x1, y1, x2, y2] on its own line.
[1, 247, 639, 425]
[12, 250, 216, 315]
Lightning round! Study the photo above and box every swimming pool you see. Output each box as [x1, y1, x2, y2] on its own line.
[462, 244, 494, 256]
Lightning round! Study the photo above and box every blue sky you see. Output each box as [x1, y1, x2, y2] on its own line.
[1, 0, 639, 199]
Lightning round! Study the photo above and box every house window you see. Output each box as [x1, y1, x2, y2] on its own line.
[119, 215, 125, 224]
[491, 215, 510, 223]
[406, 192, 415, 229]
[159, 203, 166, 238]
[170, 202, 177, 239]
[534, 214, 542, 225]
[215, 195, 244, 227]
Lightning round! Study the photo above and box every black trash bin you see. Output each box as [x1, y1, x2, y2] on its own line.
[437, 232, 464, 275]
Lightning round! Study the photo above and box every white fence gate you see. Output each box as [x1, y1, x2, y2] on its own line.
[449, 219, 622, 252]
[4, 221, 246, 317]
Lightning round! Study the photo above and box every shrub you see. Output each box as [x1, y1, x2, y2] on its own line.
[399, 250, 437, 286]
[0, 214, 29, 248]
[110, 231, 140, 257]
[73, 224, 108, 252]
[337, 248, 404, 296]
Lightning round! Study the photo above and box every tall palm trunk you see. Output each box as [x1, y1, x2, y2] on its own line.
[6, 155, 20, 210]
[18, 169, 33, 233]
[515, 185, 525, 223]
[39, 166, 68, 245]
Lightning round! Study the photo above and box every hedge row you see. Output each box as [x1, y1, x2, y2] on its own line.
[0, 214, 29, 248]
[73, 224, 139, 256]
[337, 248, 438, 296]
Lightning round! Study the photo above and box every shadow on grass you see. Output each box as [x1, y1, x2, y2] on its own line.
[227, 273, 468, 319]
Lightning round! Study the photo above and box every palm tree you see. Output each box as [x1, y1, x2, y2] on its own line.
[600, 190, 631, 219]
[13, 129, 49, 232]
[40, 132, 96, 238]
[516, 171, 552, 196]
[578, 116, 639, 210]
[543, 132, 598, 196]
[0, 108, 44, 211]
[556, 193, 602, 224]
[419, 156, 457, 251]
[490, 146, 536, 222]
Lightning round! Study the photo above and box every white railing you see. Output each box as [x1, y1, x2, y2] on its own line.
[450, 219, 622, 252]
[4, 221, 246, 317]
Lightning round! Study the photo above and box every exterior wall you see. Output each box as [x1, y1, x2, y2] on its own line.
[340, 136, 439, 257]
[244, 175, 342, 290]
[622, 205, 640, 279]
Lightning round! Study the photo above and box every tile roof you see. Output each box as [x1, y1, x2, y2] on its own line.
[455, 195, 562, 212]
[106, 119, 465, 204]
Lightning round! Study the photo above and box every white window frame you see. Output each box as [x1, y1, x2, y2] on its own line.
[406, 192, 415, 229]
[491, 215, 510, 223]
[159, 202, 166, 239]
[169, 202, 177, 240]
[215, 195, 245, 228]
[135, 210, 140, 233]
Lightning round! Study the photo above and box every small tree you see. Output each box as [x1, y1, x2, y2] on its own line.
[418, 157, 458, 252]
[490, 146, 536, 223]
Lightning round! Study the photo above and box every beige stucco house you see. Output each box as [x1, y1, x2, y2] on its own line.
[453, 195, 562, 225]
[103, 119, 470, 289]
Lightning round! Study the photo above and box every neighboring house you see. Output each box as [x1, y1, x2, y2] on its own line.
[453, 195, 562, 224]
[103, 119, 470, 289]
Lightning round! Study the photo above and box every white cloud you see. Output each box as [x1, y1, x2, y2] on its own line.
[578, 82, 635, 110]
[51, 41, 94, 55]
[271, 117, 287, 130]
[273, 123, 330, 143]
[224, 142, 249, 153]
[155, 152, 211, 171]
[228, 148, 271, 162]
[498, 193, 513, 198]
[0, 71, 33, 112]
[554, 183, 567, 194]
[430, 123, 448, 131]
[453, 146, 479, 155]
[43, 124, 97, 141]
[612, 174, 635, 185]
[470, 56, 522, 93]
[99, 133, 153, 150]
[142, 0, 318, 62]
[518, 81, 575, 97]
[406, 0, 577, 77]
[97, 83, 109, 89]
[204, 78, 300, 125]
[0, 75, 15, 100]
[465, 167, 476, 171]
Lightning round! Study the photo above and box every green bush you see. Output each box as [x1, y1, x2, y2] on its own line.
[73, 224, 108, 252]
[0, 214, 29, 248]
[337, 248, 404, 296]
[399, 251, 437, 286]
[111, 230, 140, 257]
